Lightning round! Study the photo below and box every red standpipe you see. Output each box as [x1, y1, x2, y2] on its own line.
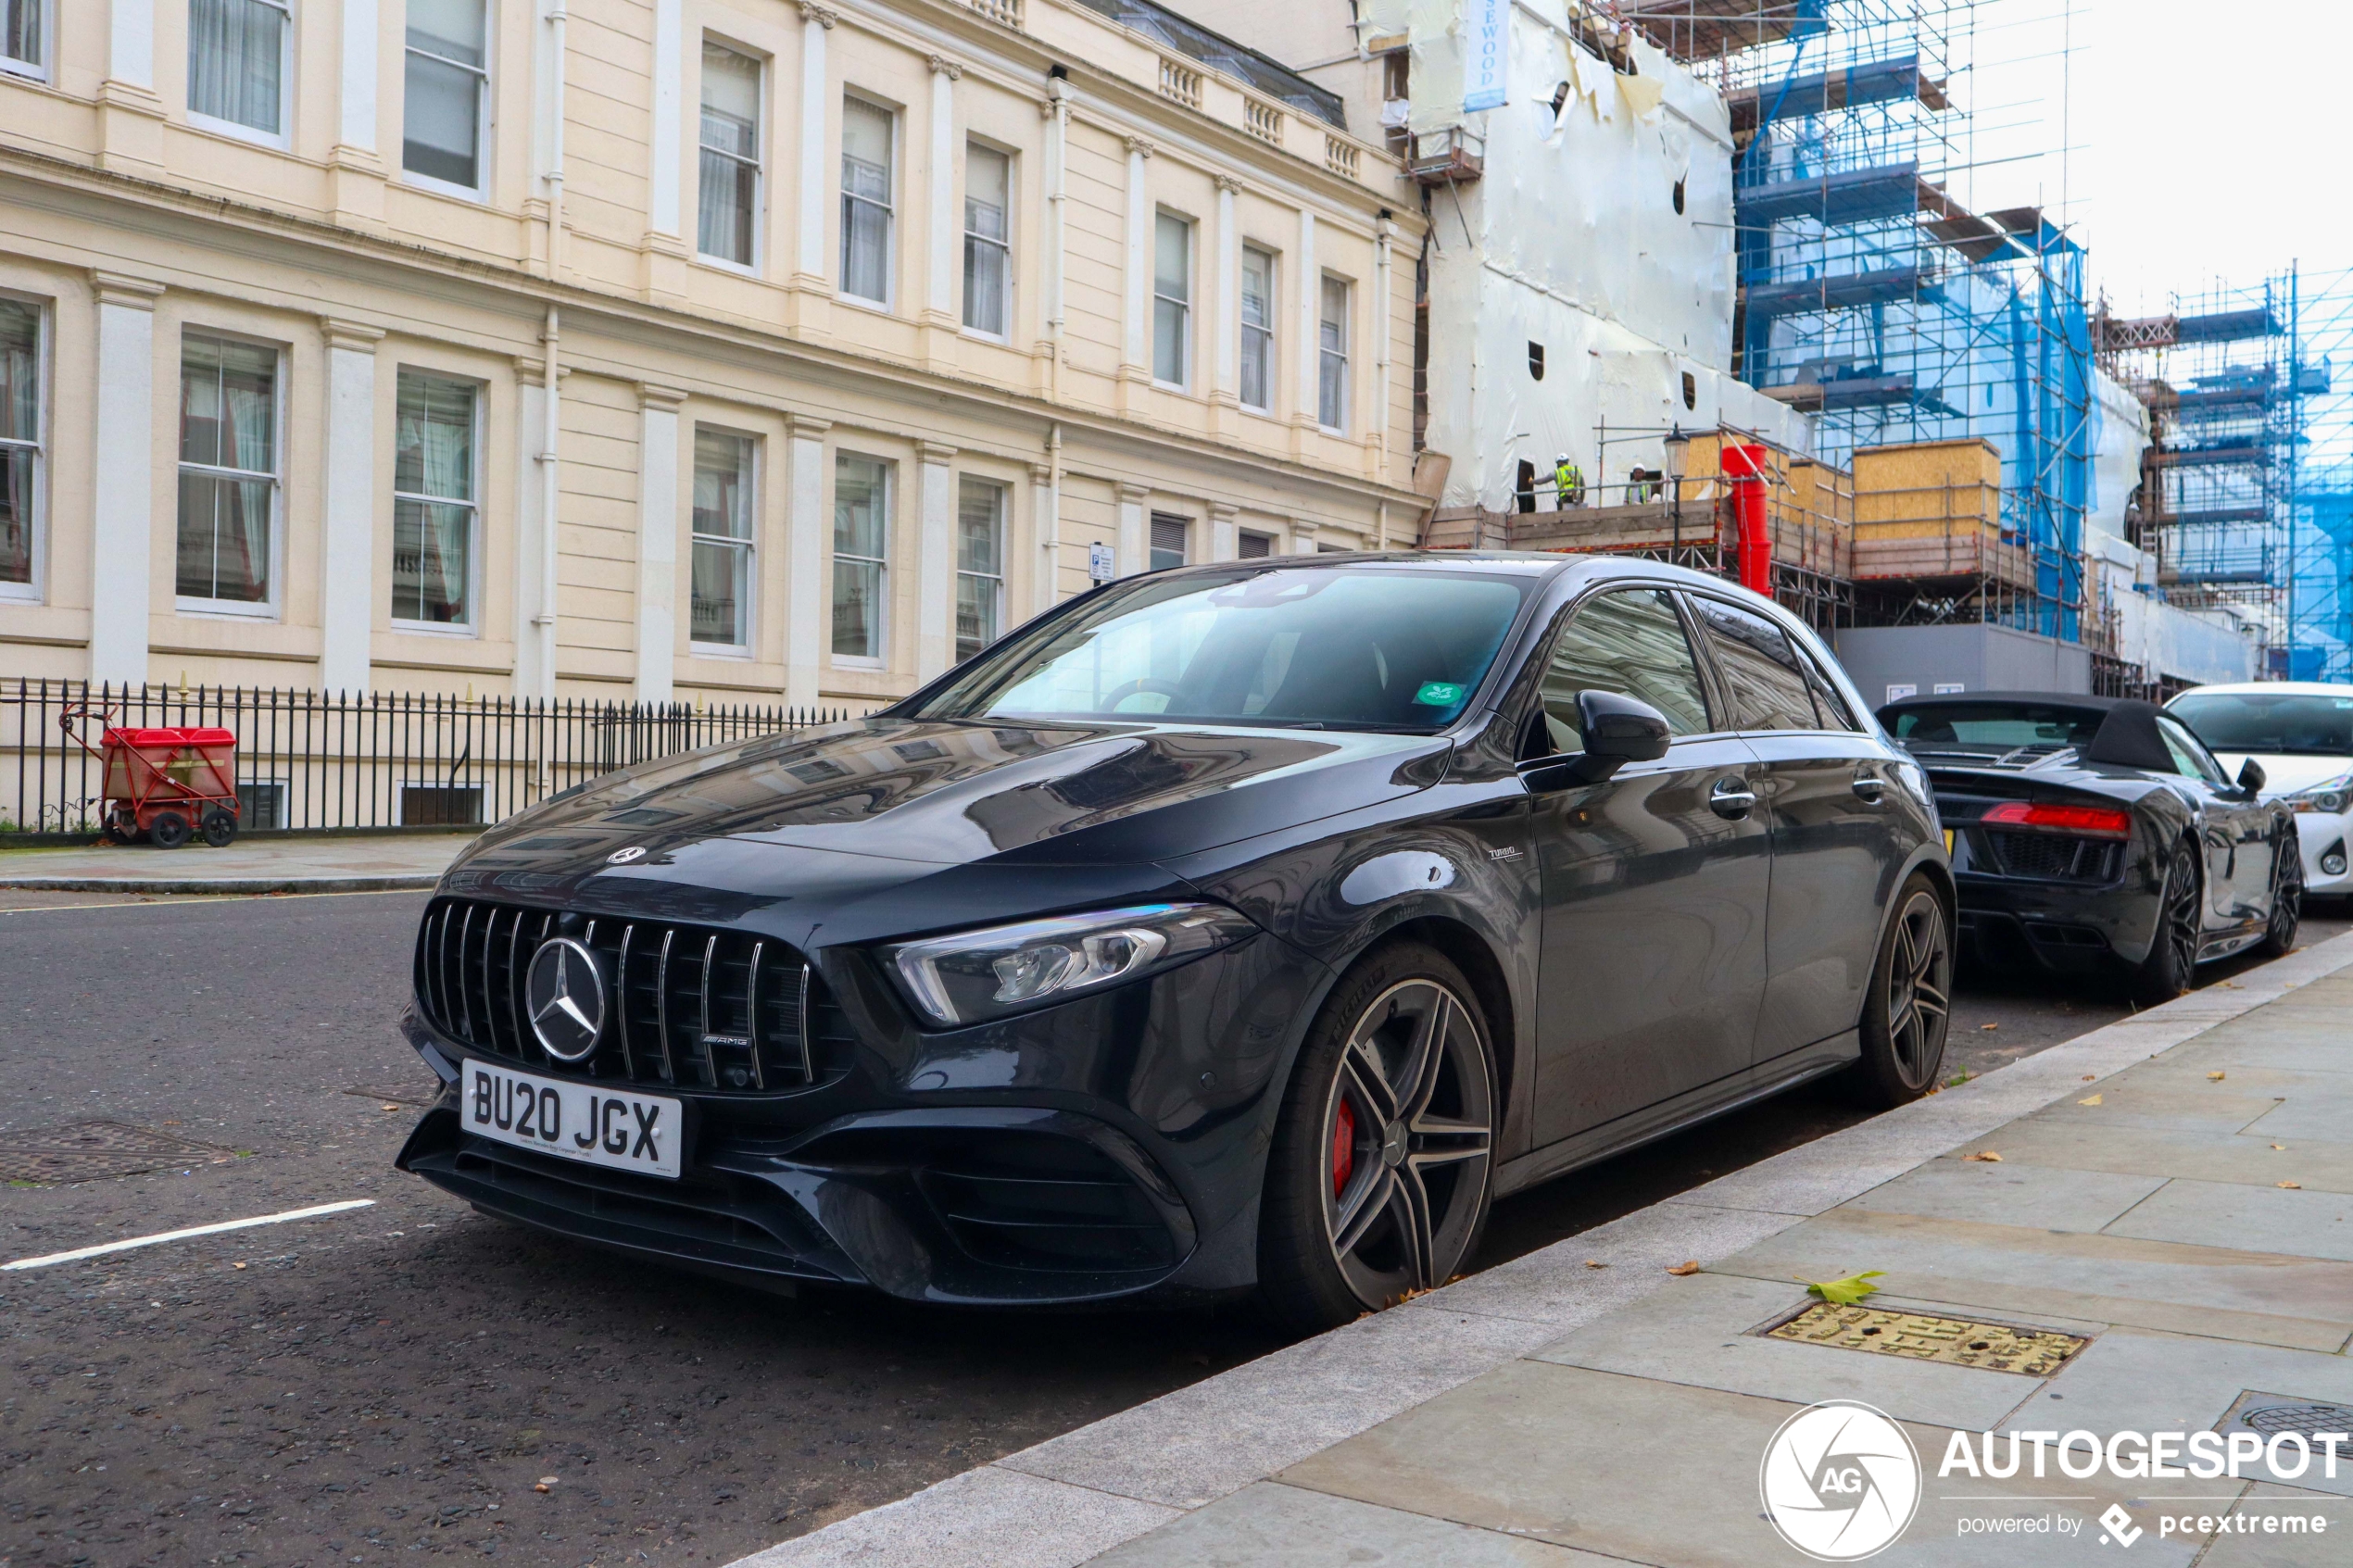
[1720, 443, 1773, 594]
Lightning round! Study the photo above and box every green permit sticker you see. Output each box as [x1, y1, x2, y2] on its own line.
[1415, 682, 1466, 707]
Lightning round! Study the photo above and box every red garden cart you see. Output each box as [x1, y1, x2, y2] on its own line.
[59, 701, 242, 848]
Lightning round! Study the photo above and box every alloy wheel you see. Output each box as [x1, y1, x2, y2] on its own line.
[2162, 847, 2202, 978]
[2268, 850, 2303, 950]
[1317, 979, 1493, 1309]
[1884, 890, 1952, 1087]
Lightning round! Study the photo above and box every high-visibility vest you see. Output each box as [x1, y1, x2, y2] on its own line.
[1554, 461, 1580, 495]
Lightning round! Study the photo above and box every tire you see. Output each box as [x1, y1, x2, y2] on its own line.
[1257, 942, 1497, 1335]
[2132, 842, 2203, 1005]
[102, 815, 136, 846]
[2258, 841, 2302, 959]
[200, 808, 238, 848]
[148, 810, 193, 850]
[1843, 873, 1954, 1110]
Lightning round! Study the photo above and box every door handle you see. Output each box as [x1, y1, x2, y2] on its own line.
[1709, 776, 1757, 820]
[1852, 771, 1887, 803]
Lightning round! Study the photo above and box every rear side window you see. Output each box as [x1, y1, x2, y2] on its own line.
[1535, 588, 1714, 753]
[1689, 596, 1818, 731]
[1793, 643, 1860, 731]
[2157, 715, 2231, 786]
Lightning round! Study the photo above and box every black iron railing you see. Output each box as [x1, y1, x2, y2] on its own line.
[2, 680, 851, 835]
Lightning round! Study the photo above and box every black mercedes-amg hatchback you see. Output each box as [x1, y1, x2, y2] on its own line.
[396, 554, 1949, 1330]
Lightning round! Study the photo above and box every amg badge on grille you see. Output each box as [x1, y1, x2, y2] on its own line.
[525, 937, 607, 1061]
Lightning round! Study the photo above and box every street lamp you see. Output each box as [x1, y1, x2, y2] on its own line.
[1662, 427, 1690, 558]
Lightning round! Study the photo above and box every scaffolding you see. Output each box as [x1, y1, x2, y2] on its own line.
[2288, 268, 2353, 680]
[1626, 0, 2092, 644]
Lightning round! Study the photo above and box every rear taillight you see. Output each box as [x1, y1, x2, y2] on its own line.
[1981, 800, 2132, 839]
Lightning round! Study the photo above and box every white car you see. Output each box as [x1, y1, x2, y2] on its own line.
[2167, 681, 2353, 898]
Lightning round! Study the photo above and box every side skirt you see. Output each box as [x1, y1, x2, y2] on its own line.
[1490, 1030, 1860, 1199]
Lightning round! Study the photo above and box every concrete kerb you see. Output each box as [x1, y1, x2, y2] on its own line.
[724, 930, 2353, 1568]
[0, 874, 441, 895]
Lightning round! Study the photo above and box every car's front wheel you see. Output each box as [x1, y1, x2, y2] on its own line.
[2259, 839, 2303, 959]
[1257, 943, 1496, 1334]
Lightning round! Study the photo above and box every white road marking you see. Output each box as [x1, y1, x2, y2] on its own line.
[3, 1200, 377, 1271]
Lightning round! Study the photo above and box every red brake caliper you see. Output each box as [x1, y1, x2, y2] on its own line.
[1330, 1098, 1356, 1197]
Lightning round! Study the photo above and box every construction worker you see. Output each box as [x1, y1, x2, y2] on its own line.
[1554, 454, 1584, 509]
[1628, 467, 1661, 504]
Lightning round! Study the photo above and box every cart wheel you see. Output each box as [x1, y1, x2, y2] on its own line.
[200, 808, 238, 848]
[149, 810, 193, 849]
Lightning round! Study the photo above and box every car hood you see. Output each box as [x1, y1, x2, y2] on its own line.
[445, 715, 1450, 901]
[2210, 752, 2353, 797]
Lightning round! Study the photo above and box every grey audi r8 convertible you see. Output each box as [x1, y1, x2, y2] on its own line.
[398, 554, 1953, 1329]
[1879, 692, 2299, 1001]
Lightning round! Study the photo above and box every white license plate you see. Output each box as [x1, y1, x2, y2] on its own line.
[460, 1060, 683, 1180]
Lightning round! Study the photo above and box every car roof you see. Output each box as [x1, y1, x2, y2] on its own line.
[1148, 549, 1776, 596]
[1879, 690, 2121, 711]
[2169, 682, 2353, 698]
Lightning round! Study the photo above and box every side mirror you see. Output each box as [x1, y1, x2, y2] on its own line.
[1520, 691, 1672, 793]
[2237, 758, 2267, 795]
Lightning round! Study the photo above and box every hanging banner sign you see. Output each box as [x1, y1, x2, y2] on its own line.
[1463, 0, 1509, 112]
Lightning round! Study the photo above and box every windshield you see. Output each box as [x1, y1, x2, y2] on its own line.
[1885, 703, 2108, 750]
[2169, 691, 2353, 756]
[912, 565, 1532, 732]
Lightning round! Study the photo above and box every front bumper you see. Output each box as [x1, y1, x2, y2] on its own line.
[2291, 811, 2351, 896]
[396, 927, 1327, 1306]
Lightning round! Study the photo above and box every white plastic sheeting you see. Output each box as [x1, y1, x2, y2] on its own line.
[1372, 0, 1809, 512]
[2086, 366, 2150, 545]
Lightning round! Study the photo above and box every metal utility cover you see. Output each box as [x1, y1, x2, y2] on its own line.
[0, 1120, 236, 1185]
[1766, 1303, 2088, 1375]
[2221, 1391, 2353, 1444]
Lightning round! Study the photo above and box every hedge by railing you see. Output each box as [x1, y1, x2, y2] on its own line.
[2, 680, 851, 836]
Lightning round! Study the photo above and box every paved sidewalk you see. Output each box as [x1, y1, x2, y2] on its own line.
[736, 931, 2353, 1568]
[0, 832, 471, 893]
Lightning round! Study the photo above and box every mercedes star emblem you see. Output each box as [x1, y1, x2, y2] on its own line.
[607, 846, 648, 865]
[525, 937, 607, 1062]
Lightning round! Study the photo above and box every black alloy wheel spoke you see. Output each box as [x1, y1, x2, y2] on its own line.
[1394, 990, 1453, 1123]
[1388, 1160, 1435, 1289]
[1340, 1034, 1403, 1128]
[1331, 1164, 1396, 1256]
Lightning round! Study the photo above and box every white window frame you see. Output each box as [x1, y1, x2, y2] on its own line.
[1317, 272, 1352, 434]
[696, 38, 765, 274]
[173, 330, 284, 621]
[0, 0, 53, 82]
[401, 0, 492, 202]
[961, 139, 1013, 341]
[1239, 243, 1277, 416]
[0, 293, 46, 604]
[838, 94, 898, 311]
[954, 475, 1005, 663]
[388, 368, 484, 635]
[184, 0, 295, 149]
[1149, 510, 1189, 572]
[830, 451, 891, 668]
[1151, 211, 1193, 391]
[688, 424, 759, 656]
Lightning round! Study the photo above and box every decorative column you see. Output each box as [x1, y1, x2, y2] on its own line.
[1115, 482, 1151, 578]
[320, 320, 384, 694]
[635, 384, 687, 705]
[1289, 519, 1319, 555]
[922, 56, 963, 366]
[89, 273, 163, 687]
[1036, 84, 1068, 397]
[1208, 502, 1240, 563]
[915, 443, 957, 682]
[784, 414, 831, 710]
[512, 357, 556, 699]
[328, 0, 385, 227]
[1116, 135, 1154, 415]
[1370, 214, 1394, 480]
[1027, 458, 1058, 614]
[641, 0, 689, 304]
[1211, 175, 1242, 436]
[788, 4, 837, 336]
[99, 0, 166, 175]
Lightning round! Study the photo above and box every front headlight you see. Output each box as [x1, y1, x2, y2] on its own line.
[2288, 772, 2353, 815]
[886, 902, 1259, 1027]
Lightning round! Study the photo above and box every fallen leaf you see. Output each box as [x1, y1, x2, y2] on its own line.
[2278, 1181, 2303, 1190]
[2215, 981, 2243, 989]
[1802, 1271, 1887, 1306]
[1666, 1261, 1703, 1276]
[2208, 1071, 2227, 1081]
[538, 1475, 560, 1487]
[2082, 1074, 2096, 1082]
[1584, 1260, 1608, 1270]
[381, 1103, 400, 1112]
[1963, 1150, 2003, 1162]
[232, 1261, 246, 1271]
[1979, 1022, 2000, 1031]
[2077, 1094, 2102, 1106]
[2272, 1143, 2286, 1150]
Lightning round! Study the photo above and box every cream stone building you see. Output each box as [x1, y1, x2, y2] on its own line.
[0, 0, 1421, 709]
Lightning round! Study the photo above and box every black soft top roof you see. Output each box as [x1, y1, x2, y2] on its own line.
[1876, 692, 2178, 772]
